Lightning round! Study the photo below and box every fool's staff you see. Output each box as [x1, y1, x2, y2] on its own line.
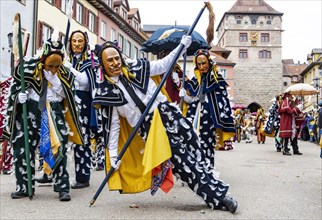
[89, 1, 211, 207]
[14, 13, 33, 199]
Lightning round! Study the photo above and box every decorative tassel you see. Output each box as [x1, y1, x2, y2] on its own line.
[205, 1, 215, 45]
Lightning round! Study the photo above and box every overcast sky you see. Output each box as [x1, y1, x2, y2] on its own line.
[129, 0, 322, 64]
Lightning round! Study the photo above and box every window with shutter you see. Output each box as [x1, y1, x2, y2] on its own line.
[73, 0, 77, 19]
[38, 21, 43, 49]
[83, 8, 88, 27]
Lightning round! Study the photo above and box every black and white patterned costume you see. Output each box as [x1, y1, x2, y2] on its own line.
[93, 43, 231, 209]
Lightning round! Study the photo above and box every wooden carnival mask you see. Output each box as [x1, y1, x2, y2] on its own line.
[71, 32, 86, 55]
[101, 47, 122, 77]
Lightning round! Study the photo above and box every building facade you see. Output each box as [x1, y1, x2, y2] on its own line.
[216, 0, 284, 111]
[0, 0, 35, 80]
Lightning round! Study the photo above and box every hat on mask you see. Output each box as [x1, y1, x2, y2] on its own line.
[93, 40, 125, 70]
[39, 29, 65, 63]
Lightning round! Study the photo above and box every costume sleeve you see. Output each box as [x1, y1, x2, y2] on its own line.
[71, 68, 89, 86]
[107, 107, 120, 157]
[149, 45, 181, 76]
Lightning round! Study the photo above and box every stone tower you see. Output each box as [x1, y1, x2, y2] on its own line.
[216, 0, 284, 111]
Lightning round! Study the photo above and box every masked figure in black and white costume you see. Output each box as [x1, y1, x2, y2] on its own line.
[3, 36, 83, 201]
[181, 49, 235, 170]
[92, 36, 238, 213]
[63, 30, 101, 189]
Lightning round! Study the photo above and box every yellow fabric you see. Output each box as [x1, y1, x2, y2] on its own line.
[63, 99, 82, 145]
[151, 76, 171, 102]
[215, 129, 235, 150]
[142, 109, 172, 175]
[105, 117, 152, 193]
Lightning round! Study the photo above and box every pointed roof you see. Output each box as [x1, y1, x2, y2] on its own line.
[227, 0, 283, 15]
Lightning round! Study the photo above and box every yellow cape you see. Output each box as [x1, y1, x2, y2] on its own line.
[105, 109, 172, 193]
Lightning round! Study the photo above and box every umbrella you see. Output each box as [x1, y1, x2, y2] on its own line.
[232, 103, 247, 110]
[141, 25, 210, 56]
[284, 83, 319, 96]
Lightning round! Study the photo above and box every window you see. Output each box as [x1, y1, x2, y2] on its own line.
[122, 8, 127, 20]
[251, 20, 256, 25]
[267, 20, 272, 25]
[107, 0, 112, 7]
[89, 12, 95, 32]
[76, 2, 83, 24]
[61, 0, 67, 13]
[42, 24, 52, 43]
[236, 16, 241, 24]
[118, 34, 124, 50]
[100, 21, 106, 39]
[239, 49, 248, 58]
[134, 21, 139, 31]
[111, 29, 116, 41]
[133, 46, 138, 59]
[284, 82, 287, 86]
[239, 33, 247, 42]
[259, 50, 271, 59]
[261, 33, 270, 42]
[219, 68, 228, 79]
[125, 40, 131, 57]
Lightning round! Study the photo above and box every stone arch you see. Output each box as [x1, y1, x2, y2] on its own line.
[247, 102, 262, 113]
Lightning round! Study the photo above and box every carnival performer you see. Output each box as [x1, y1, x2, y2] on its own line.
[92, 36, 238, 213]
[290, 100, 303, 155]
[241, 117, 254, 143]
[182, 49, 235, 168]
[254, 107, 267, 144]
[263, 94, 282, 152]
[63, 30, 101, 188]
[0, 78, 13, 174]
[233, 108, 244, 143]
[3, 35, 83, 201]
[278, 92, 294, 155]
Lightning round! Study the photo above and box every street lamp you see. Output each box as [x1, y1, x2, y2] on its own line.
[313, 77, 320, 109]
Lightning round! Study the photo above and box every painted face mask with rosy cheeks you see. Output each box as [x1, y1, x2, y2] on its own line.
[101, 47, 123, 77]
[71, 32, 85, 55]
[196, 55, 210, 74]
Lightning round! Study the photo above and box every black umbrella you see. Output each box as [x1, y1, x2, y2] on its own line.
[141, 25, 210, 56]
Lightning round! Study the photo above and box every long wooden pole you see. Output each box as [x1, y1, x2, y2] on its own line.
[15, 13, 33, 199]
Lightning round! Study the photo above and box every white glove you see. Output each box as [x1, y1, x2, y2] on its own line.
[180, 35, 192, 49]
[18, 92, 28, 104]
[110, 156, 121, 170]
[44, 70, 61, 87]
[64, 60, 72, 70]
[179, 88, 187, 98]
[172, 72, 180, 84]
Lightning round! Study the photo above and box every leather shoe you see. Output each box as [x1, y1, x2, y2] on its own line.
[59, 192, 71, 201]
[11, 191, 29, 199]
[276, 148, 281, 152]
[283, 151, 291, 156]
[71, 181, 90, 189]
[36, 175, 53, 184]
[294, 151, 303, 155]
[221, 196, 238, 213]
